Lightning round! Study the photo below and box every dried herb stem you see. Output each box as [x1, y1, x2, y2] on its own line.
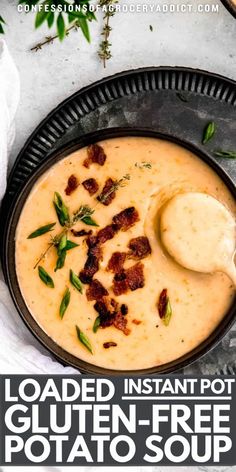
[72, 205, 97, 225]
[33, 229, 66, 269]
[98, 0, 118, 68]
[33, 173, 130, 268]
[30, 22, 79, 52]
[97, 174, 130, 204]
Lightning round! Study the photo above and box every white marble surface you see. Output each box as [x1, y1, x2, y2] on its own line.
[1, 0, 236, 470]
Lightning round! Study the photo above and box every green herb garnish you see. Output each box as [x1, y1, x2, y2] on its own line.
[98, 0, 117, 68]
[135, 162, 152, 169]
[38, 266, 54, 288]
[0, 15, 6, 35]
[76, 325, 93, 354]
[19, 1, 96, 50]
[54, 234, 67, 271]
[163, 299, 172, 326]
[54, 235, 79, 271]
[55, 250, 67, 272]
[97, 174, 131, 205]
[28, 222, 56, 239]
[60, 287, 71, 319]
[202, 122, 216, 145]
[149, 25, 153, 31]
[57, 13, 66, 41]
[82, 215, 99, 226]
[214, 150, 236, 159]
[53, 192, 70, 226]
[158, 289, 172, 326]
[73, 205, 99, 227]
[34, 172, 129, 268]
[58, 233, 67, 254]
[93, 316, 101, 333]
[70, 270, 83, 293]
[66, 240, 79, 250]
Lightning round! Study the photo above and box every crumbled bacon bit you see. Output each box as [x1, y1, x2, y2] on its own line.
[113, 271, 129, 296]
[80, 220, 120, 285]
[107, 252, 126, 273]
[126, 263, 144, 291]
[71, 229, 93, 237]
[79, 208, 140, 287]
[97, 224, 118, 244]
[91, 247, 103, 260]
[86, 279, 108, 301]
[113, 310, 131, 335]
[94, 297, 118, 327]
[132, 319, 141, 325]
[120, 304, 128, 316]
[79, 224, 117, 284]
[86, 235, 99, 249]
[65, 174, 79, 195]
[103, 342, 117, 349]
[112, 207, 139, 231]
[113, 262, 145, 295]
[79, 255, 100, 284]
[83, 144, 107, 168]
[94, 297, 130, 335]
[128, 236, 151, 260]
[157, 288, 168, 319]
[97, 178, 116, 206]
[82, 178, 99, 196]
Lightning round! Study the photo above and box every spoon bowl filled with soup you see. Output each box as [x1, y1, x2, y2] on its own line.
[4, 129, 236, 374]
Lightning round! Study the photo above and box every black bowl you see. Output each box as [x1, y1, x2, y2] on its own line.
[3, 127, 236, 375]
[221, 0, 236, 18]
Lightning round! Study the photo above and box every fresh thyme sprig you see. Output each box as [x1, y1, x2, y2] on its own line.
[73, 205, 96, 223]
[98, 0, 118, 68]
[20, 0, 95, 42]
[34, 239, 59, 270]
[30, 21, 80, 52]
[33, 205, 96, 269]
[32, 173, 131, 268]
[98, 174, 131, 204]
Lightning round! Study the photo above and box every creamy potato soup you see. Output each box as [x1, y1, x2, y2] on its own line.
[16, 137, 236, 370]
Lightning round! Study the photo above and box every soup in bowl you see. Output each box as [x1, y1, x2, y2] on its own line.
[5, 131, 236, 373]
